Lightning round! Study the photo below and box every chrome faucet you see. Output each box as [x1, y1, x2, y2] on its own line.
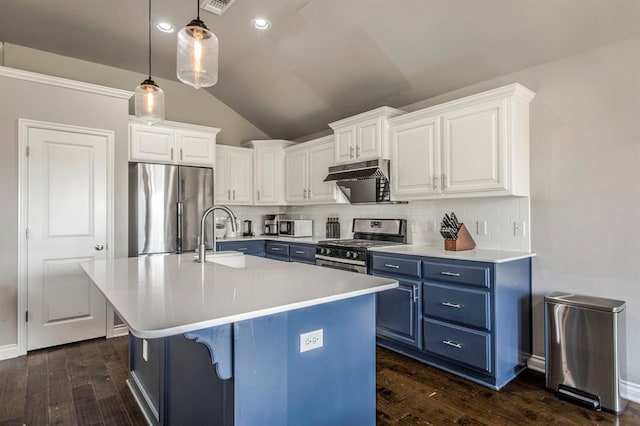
[197, 205, 238, 263]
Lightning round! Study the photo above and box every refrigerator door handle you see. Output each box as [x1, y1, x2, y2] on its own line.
[177, 201, 183, 253]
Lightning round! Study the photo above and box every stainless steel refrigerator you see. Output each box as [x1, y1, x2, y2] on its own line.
[129, 163, 215, 256]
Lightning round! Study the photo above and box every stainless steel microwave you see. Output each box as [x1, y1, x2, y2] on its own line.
[279, 219, 313, 237]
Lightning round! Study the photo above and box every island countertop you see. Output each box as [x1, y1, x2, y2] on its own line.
[81, 254, 397, 339]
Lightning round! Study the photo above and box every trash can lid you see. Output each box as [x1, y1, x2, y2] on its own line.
[544, 292, 626, 313]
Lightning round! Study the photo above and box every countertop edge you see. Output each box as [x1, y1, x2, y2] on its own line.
[125, 281, 398, 339]
[368, 246, 536, 263]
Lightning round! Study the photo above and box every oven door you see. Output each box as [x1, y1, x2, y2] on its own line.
[315, 255, 367, 274]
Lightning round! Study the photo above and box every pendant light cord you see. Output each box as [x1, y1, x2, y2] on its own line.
[196, 0, 200, 20]
[148, 0, 152, 79]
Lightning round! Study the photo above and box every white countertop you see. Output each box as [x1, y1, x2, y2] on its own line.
[81, 254, 397, 339]
[368, 245, 536, 263]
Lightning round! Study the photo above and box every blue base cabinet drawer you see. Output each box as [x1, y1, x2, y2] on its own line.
[371, 255, 421, 278]
[423, 283, 490, 330]
[289, 243, 316, 264]
[423, 260, 490, 288]
[423, 318, 491, 373]
[266, 241, 290, 261]
[217, 240, 265, 257]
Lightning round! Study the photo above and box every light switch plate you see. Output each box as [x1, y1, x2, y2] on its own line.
[300, 329, 323, 353]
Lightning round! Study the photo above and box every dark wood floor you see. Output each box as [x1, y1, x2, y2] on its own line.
[0, 337, 638, 425]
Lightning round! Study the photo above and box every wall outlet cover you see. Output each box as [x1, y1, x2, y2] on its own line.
[300, 329, 323, 353]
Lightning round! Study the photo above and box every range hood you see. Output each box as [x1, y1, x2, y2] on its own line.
[324, 159, 406, 204]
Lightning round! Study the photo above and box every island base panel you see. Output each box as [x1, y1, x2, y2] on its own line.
[129, 294, 376, 425]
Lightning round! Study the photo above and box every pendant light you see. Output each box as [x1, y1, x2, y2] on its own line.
[176, 0, 218, 88]
[135, 0, 165, 125]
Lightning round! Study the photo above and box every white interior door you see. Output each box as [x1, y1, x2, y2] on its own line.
[27, 126, 108, 350]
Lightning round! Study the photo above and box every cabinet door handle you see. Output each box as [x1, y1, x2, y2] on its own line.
[442, 174, 448, 190]
[180, 148, 183, 161]
[356, 145, 360, 158]
[349, 146, 354, 159]
[384, 263, 400, 269]
[441, 302, 461, 309]
[412, 285, 418, 303]
[303, 189, 307, 199]
[227, 189, 231, 200]
[170, 148, 174, 160]
[237, 248, 248, 251]
[440, 271, 460, 277]
[257, 190, 260, 201]
[308, 189, 312, 199]
[433, 175, 438, 191]
[233, 189, 236, 200]
[442, 340, 462, 349]
[295, 250, 305, 254]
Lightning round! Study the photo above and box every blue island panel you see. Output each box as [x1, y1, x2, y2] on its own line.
[234, 294, 376, 426]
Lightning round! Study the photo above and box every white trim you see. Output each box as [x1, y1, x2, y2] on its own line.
[527, 354, 546, 373]
[17, 119, 115, 355]
[0, 343, 20, 361]
[111, 324, 130, 338]
[0, 65, 133, 99]
[528, 355, 640, 404]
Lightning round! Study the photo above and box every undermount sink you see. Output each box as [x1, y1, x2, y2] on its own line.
[202, 251, 246, 268]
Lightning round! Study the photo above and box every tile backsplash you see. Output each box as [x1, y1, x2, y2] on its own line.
[286, 197, 531, 252]
[219, 196, 531, 252]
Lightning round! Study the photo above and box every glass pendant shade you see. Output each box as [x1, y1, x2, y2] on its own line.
[135, 78, 165, 125]
[177, 19, 218, 89]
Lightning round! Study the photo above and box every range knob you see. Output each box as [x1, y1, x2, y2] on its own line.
[345, 251, 352, 258]
[323, 248, 331, 255]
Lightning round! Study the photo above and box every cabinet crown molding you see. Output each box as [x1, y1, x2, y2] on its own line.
[129, 116, 220, 134]
[329, 106, 405, 130]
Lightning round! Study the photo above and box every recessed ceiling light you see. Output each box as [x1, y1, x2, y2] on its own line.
[250, 17, 271, 30]
[156, 22, 175, 33]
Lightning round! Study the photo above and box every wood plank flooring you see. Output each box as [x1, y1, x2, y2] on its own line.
[0, 336, 638, 425]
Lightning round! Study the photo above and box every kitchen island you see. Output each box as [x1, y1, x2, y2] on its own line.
[81, 254, 397, 426]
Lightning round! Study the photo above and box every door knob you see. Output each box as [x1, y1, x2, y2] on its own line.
[95, 244, 104, 251]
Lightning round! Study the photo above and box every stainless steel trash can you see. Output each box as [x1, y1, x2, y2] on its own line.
[545, 292, 627, 414]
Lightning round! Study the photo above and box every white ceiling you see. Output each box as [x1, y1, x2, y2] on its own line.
[1, 0, 640, 139]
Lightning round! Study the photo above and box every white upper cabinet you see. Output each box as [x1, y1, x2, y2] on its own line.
[129, 118, 219, 167]
[329, 107, 404, 164]
[215, 145, 253, 205]
[285, 135, 343, 204]
[244, 140, 295, 205]
[389, 83, 535, 200]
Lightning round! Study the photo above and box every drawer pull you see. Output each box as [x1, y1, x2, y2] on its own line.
[441, 302, 461, 309]
[237, 248, 248, 251]
[442, 340, 462, 349]
[295, 250, 305, 254]
[440, 271, 461, 277]
[271, 247, 281, 251]
[384, 263, 400, 269]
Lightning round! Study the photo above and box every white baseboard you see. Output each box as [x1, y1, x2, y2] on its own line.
[528, 355, 640, 404]
[110, 324, 129, 338]
[0, 343, 21, 361]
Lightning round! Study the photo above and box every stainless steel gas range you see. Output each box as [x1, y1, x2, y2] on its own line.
[315, 218, 407, 274]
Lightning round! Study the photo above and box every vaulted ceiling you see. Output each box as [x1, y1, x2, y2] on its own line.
[2, 0, 640, 139]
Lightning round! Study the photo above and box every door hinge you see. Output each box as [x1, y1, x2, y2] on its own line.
[25, 228, 29, 239]
[25, 311, 28, 322]
[26, 146, 30, 157]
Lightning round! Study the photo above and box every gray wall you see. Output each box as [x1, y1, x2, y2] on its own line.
[0, 73, 130, 346]
[3, 43, 270, 146]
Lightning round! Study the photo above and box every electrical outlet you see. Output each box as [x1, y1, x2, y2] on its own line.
[300, 329, 323, 353]
[476, 220, 487, 236]
[513, 221, 526, 237]
[410, 220, 418, 233]
[427, 219, 436, 232]
[142, 339, 148, 361]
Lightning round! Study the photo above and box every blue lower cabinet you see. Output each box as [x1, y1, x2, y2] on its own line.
[375, 275, 421, 349]
[217, 240, 265, 257]
[289, 243, 316, 265]
[265, 241, 290, 261]
[372, 252, 531, 390]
